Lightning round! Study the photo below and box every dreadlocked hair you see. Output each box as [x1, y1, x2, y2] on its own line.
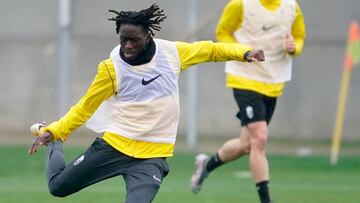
[108, 4, 166, 36]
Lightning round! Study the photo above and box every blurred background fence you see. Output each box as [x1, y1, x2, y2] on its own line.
[1, 0, 360, 145]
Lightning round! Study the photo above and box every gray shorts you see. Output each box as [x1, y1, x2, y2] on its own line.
[47, 138, 170, 203]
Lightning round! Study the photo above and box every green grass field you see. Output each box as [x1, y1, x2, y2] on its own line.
[1, 145, 359, 203]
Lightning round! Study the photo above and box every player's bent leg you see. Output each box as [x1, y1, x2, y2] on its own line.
[45, 141, 66, 196]
[218, 128, 251, 162]
[47, 138, 126, 197]
[191, 128, 251, 194]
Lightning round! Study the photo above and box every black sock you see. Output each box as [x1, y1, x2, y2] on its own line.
[256, 181, 271, 203]
[205, 153, 224, 173]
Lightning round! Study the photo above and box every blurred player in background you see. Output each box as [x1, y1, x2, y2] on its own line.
[191, 0, 306, 202]
[28, 4, 265, 203]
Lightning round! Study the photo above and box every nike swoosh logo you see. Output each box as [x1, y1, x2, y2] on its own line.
[262, 25, 277, 31]
[153, 175, 162, 183]
[142, 74, 162, 86]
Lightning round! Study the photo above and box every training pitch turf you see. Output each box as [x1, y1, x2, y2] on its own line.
[0, 145, 359, 203]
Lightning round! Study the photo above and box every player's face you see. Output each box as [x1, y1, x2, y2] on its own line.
[119, 24, 150, 61]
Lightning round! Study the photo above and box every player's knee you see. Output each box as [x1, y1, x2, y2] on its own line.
[48, 182, 70, 197]
[243, 145, 251, 155]
[240, 142, 251, 155]
[251, 131, 268, 151]
[49, 188, 67, 197]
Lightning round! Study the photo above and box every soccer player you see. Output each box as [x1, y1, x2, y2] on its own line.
[191, 0, 306, 203]
[28, 4, 265, 203]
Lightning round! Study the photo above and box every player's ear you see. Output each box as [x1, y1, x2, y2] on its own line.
[146, 33, 151, 43]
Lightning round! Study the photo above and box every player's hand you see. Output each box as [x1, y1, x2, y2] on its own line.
[28, 131, 54, 155]
[245, 50, 265, 62]
[285, 33, 296, 54]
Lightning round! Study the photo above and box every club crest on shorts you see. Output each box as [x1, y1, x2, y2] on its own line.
[246, 106, 254, 119]
[74, 155, 85, 166]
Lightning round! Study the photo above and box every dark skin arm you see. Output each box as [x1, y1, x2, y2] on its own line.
[28, 131, 54, 155]
[244, 50, 265, 62]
